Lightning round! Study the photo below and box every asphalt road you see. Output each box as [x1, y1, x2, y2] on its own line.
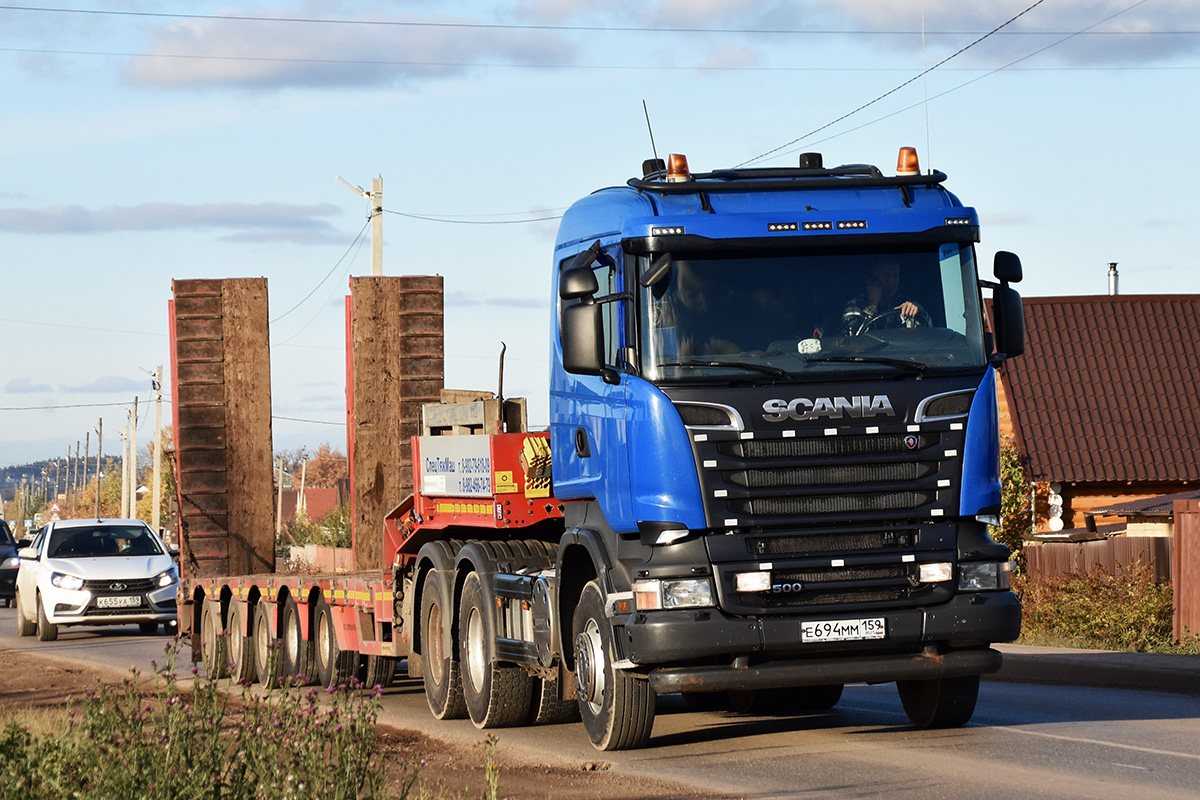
[3, 606, 1198, 800]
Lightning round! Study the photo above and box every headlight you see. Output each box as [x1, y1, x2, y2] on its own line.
[632, 578, 715, 610]
[0, 556, 20, 570]
[51, 571, 85, 591]
[154, 566, 179, 588]
[958, 561, 1012, 591]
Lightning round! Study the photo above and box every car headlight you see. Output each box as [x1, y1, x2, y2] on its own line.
[0, 556, 20, 570]
[958, 561, 1012, 591]
[154, 566, 179, 588]
[632, 578, 714, 610]
[51, 571, 86, 591]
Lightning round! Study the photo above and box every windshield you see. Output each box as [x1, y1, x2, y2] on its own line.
[638, 245, 986, 381]
[47, 524, 164, 558]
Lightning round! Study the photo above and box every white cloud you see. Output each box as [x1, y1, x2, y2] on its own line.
[0, 201, 341, 238]
[4, 378, 53, 394]
[60, 376, 145, 394]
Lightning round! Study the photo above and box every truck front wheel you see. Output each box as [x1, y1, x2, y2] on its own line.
[420, 570, 466, 719]
[897, 674, 980, 728]
[572, 581, 654, 750]
[459, 572, 533, 728]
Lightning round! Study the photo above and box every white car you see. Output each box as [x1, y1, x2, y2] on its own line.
[15, 518, 179, 641]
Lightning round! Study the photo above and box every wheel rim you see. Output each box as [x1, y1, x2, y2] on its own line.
[284, 608, 300, 666]
[426, 599, 445, 683]
[465, 605, 486, 693]
[253, 610, 269, 674]
[317, 611, 331, 671]
[574, 618, 606, 715]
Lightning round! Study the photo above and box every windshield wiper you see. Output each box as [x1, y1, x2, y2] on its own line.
[659, 360, 791, 378]
[804, 355, 927, 375]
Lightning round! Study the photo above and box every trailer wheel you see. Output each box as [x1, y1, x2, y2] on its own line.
[528, 675, 581, 725]
[572, 580, 654, 750]
[282, 596, 317, 685]
[226, 607, 256, 685]
[314, 595, 360, 689]
[253, 601, 283, 689]
[459, 572, 533, 728]
[362, 655, 397, 689]
[200, 601, 227, 678]
[897, 674, 979, 729]
[420, 570, 466, 719]
[15, 589, 37, 637]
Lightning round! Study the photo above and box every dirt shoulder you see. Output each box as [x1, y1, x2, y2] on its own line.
[0, 648, 713, 800]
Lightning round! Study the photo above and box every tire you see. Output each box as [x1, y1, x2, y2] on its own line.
[459, 572, 533, 728]
[139, 622, 160, 635]
[314, 596, 360, 689]
[226, 607, 257, 685]
[420, 570, 466, 720]
[36, 594, 58, 642]
[253, 601, 283, 690]
[200, 601, 227, 679]
[15, 590, 37, 637]
[897, 674, 980, 729]
[282, 596, 318, 685]
[362, 655, 397, 689]
[528, 675, 581, 725]
[572, 580, 654, 750]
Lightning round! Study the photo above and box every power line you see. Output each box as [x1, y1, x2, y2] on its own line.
[384, 209, 563, 225]
[269, 218, 368, 324]
[736, 0, 1050, 167]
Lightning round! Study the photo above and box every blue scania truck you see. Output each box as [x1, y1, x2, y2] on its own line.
[540, 147, 1025, 748]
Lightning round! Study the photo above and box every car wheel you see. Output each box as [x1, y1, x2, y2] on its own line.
[36, 594, 58, 642]
[15, 590, 37, 637]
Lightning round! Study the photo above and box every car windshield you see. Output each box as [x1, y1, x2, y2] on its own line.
[47, 525, 163, 558]
[638, 244, 987, 382]
[0, 522, 13, 547]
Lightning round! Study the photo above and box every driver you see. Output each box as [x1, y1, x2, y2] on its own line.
[842, 260, 923, 335]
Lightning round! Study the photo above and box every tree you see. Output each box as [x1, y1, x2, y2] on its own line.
[991, 438, 1032, 569]
[304, 443, 348, 489]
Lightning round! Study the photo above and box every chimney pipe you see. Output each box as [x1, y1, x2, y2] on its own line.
[1108, 262, 1119, 296]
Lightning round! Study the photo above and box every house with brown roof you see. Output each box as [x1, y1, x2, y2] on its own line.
[997, 294, 1200, 533]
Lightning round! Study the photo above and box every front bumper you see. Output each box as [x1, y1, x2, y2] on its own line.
[621, 590, 1020, 689]
[42, 582, 178, 626]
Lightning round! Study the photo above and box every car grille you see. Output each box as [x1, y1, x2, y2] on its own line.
[84, 578, 157, 595]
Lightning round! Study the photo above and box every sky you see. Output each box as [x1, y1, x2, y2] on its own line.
[2, 0, 1199, 473]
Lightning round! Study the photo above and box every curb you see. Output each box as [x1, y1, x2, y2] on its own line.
[987, 644, 1200, 696]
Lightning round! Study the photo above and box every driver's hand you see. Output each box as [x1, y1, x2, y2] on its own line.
[896, 301, 919, 320]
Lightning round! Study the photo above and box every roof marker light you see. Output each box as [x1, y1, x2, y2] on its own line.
[897, 146, 920, 176]
[666, 153, 691, 182]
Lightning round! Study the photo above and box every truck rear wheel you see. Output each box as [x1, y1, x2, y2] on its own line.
[362, 655, 397, 689]
[253, 601, 283, 689]
[314, 595, 360, 689]
[572, 580, 655, 750]
[282, 596, 318, 685]
[420, 570, 466, 719]
[459, 572, 533, 728]
[897, 674, 979, 728]
[199, 601, 227, 678]
[226, 606, 256, 685]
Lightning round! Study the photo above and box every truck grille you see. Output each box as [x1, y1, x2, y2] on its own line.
[749, 529, 916, 557]
[693, 422, 964, 528]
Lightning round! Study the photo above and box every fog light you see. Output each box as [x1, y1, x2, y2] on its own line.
[735, 571, 771, 592]
[919, 562, 953, 583]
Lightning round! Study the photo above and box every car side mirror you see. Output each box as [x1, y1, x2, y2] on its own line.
[17, 546, 37, 560]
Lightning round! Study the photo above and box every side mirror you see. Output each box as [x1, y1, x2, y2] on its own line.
[994, 251, 1023, 284]
[561, 302, 605, 376]
[17, 546, 37, 560]
[560, 266, 599, 300]
[992, 284, 1025, 360]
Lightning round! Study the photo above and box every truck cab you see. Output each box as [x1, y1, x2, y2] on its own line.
[550, 149, 1025, 746]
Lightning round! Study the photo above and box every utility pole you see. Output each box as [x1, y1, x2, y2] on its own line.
[151, 367, 163, 532]
[336, 175, 384, 276]
[275, 457, 285, 538]
[129, 397, 138, 519]
[94, 420, 102, 519]
[119, 426, 129, 519]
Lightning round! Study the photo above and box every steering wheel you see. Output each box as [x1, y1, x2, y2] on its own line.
[858, 307, 932, 334]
